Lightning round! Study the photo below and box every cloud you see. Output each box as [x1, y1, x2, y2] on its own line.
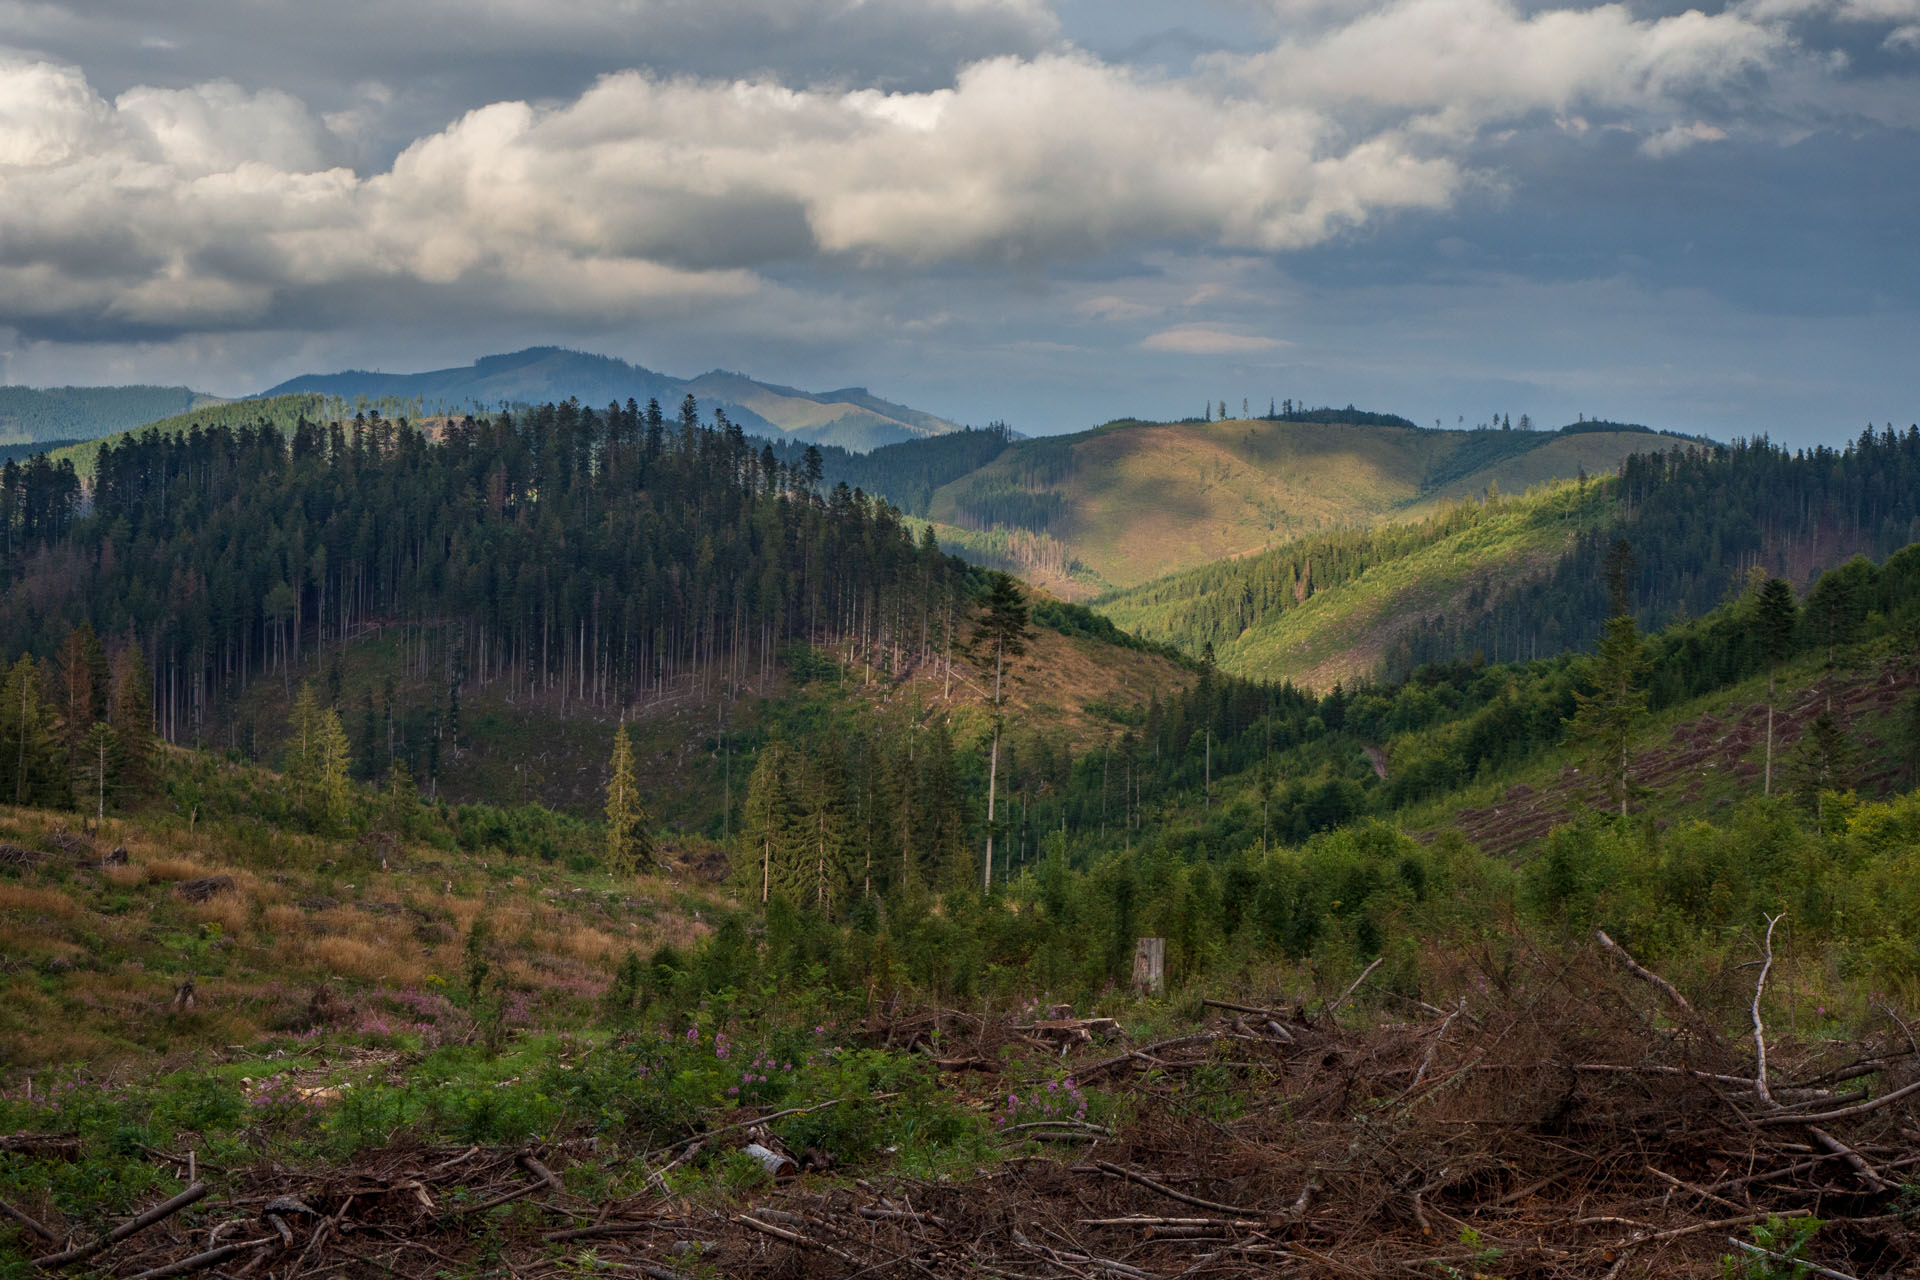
[1141, 325, 1288, 354]
[1076, 295, 1160, 321]
[1639, 120, 1729, 156]
[0, 48, 1469, 339]
[0, 0, 1913, 376]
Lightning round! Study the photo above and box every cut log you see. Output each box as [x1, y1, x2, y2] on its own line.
[174, 877, 235, 903]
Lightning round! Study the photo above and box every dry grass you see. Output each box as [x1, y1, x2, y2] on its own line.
[303, 935, 424, 985]
[101, 862, 148, 887]
[556, 924, 623, 965]
[189, 893, 253, 934]
[0, 882, 80, 919]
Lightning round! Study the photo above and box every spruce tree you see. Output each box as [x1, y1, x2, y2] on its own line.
[739, 737, 797, 904]
[799, 747, 852, 914]
[969, 572, 1031, 891]
[317, 707, 354, 828]
[604, 722, 652, 875]
[1568, 541, 1648, 816]
[109, 645, 157, 802]
[79, 722, 120, 820]
[0, 657, 70, 808]
[1751, 576, 1798, 796]
[285, 683, 323, 807]
[1791, 711, 1858, 833]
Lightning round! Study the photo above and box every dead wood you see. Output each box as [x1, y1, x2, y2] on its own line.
[31, 1182, 209, 1270]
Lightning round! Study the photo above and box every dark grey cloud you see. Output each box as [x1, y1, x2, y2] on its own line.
[0, 0, 1914, 447]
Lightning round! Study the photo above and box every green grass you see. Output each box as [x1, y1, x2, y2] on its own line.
[1100, 479, 1617, 687]
[914, 418, 1660, 597]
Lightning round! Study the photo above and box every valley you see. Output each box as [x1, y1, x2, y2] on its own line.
[1, 389, 1917, 1280]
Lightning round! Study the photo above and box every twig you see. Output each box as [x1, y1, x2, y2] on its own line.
[646, 1096, 876, 1161]
[1607, 1207, 1810, 1250]
[738, 1213, 862, 1265]
[541, 1220, 671, 1242]
[1595, 929, 1725, 1045]
[1807, 1126, 1891, 1192]
[1077, 1034, 1216, 1082]
[1407, 998, 1465, 1093]
[1322, 957, 1383, 1023]
[1726, 1238, 1861, 1280]
[1753, 1074, 1920, 1125]
[1753, 913, 1782, 1106]
[32, 1182, 209, 1270]
[1090, 1162, 1271, 1219]
[446, 1152, 564, 1216]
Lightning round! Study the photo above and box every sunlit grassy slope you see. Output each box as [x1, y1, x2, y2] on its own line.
[46, 393, 416, 477]
[921, 417, 1667, 597]
[1100, 480, 1618, 688]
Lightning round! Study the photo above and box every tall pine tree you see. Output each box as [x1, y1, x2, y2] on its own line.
[970, 572, 1031, 891]
[604, 722, 653, 874]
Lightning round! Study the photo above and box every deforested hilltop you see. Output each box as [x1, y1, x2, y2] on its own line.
[1101, 427, 1920, 688]
[794, 410, 1695, 597]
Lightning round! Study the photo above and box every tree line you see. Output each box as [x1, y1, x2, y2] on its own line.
[0, 395, 980, 752]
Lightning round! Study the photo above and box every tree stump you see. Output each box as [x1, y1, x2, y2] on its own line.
[1132, 937, 1166, 998]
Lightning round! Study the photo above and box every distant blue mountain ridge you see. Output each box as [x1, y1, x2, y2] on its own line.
[259, 346, 964, 452]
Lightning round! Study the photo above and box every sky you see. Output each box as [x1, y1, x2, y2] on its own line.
[0, 0, 1915, 445]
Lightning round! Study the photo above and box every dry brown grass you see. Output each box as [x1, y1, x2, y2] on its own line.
[556, 924, 622, 965]
[302, 934, 427, 986]
[101, 862, 148, 887]
[0, 882, 80, 919]
[189, 893, 253, 934]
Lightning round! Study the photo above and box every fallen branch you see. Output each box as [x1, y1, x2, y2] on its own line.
[445, 1151, 564, 1216]
[1725, 1238, 1861, 1280]
[32, 1182, 209, 1271]
[647, 1095, 878, 1161]
[1807, 1126, 1891, 1192]
[126, 1237, 274, 1280]
[1596, 929, 1725, 1046]
[1088, 1161, 1294, 1221]
[1753, 913, 1782, 1106]
[1753, 1074, 1920, 1126]
[1076, 1034, 1216, 1082]
[1, 1197, 57, 1243]
[1322, 956, 1384, 1023]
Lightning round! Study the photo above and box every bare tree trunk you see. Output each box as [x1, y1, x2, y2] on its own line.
[984, 645, 1002, 893]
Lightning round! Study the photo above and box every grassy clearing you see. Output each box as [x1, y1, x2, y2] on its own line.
[1103, 480, 1614, 687]
[921, 418, 1657, 596]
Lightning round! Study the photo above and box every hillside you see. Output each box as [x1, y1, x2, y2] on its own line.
[894, 415, 1674, 596]
[1101, 479, 1613, 688]
[0, 384, 220, 446]
[5, 436, 1920, 1279]
[1101, 429, 1920, 689]
[263, 346, 964, 451]
[44, 393, 402, 477]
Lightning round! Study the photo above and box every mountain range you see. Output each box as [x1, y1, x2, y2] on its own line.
[261, 346, 963, 451]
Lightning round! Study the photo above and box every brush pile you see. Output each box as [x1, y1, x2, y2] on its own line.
[6, 930, 1917, 1279]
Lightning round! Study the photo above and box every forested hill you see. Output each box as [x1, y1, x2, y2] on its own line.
[0, 397, 977, 747]
[262, 347, 964, 452]
[778, 412, 1685, 597]
[0, 385, 218, 446]
[1101, 427, 1920, 687]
